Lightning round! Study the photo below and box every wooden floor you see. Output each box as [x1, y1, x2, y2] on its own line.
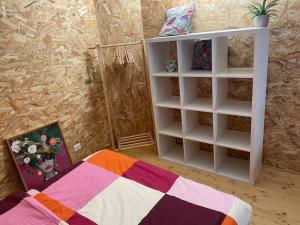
[120, 146, 300, 225]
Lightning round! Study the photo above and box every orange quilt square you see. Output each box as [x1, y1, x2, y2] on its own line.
[221, 216, 238, 225]
[86, 149, 137, 175]
[35, 192, 75, 221]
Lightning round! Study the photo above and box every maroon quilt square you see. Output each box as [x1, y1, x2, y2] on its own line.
[67, 213, 97, 225]
[139, 195, 226, 225]
[123, 161, 178, 193]
[0, 192, 29, 215]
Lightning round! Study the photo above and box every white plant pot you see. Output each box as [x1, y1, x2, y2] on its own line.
[255, 15, 270, 27]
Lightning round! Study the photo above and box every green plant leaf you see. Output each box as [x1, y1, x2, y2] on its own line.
[266, 0, 280, 12]
[262, 0, 267, 9]
[248, 5, 260, 16]
[266, 9, 278, 14]
[248, 5, 259, 12]
[247, 0, 280, 18]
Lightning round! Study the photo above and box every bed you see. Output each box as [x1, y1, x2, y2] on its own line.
[0, 149, 252, 225]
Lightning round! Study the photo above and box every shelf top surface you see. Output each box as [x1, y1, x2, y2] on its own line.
[153, 71, 179, 77]
[156, 96, 181, 109]
[216, 100, 252, 117]
[215, 68, 253, 78]
[151, 68, 253, 78]
[216, 130, 251, 152]
[147, 27, 269, 43]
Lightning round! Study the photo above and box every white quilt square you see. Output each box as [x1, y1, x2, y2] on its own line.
[78, 177, 164, 225]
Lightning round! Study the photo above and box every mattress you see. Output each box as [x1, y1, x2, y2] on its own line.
[0, 149, 252, 225]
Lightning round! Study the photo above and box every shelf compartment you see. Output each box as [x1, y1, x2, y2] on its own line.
[159, 135, 184, 164]
[216, 100, 252, 117]
[157, 108, 182, 138]
[215, 146, 250, 182]
[153, 76, 180, 109]
[184, 140, 214, 172]
[182, 77, 212, 112]
[185, 125, 213, 144]
[215, 68, 253, 78]
[214, 77, 252, 117]
[216, 130, 250, 152]
[177, 39, 212, 75]
[215, 114, 251, 152]
[184, 110, 213, 144]
[212, 35, 254, 76]
[148, 41, 178, 75]
[159, 122, 182, 138]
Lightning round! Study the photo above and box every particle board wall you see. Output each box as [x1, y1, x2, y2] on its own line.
[101, 45, 153, 140]
[93, 0, 153, 141]
[0, 0, 111, 199]
[140, 0, 300, 173]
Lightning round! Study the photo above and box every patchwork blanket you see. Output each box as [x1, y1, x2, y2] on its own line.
[0, 150, 251, 225]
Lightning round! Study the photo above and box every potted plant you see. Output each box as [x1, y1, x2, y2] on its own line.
[248, 0, 280, 27]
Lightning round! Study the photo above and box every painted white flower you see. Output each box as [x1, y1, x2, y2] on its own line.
[12, 140, 21, 146]
[11, 140, 21, 153]
[36, 154, 41, 159]
[11, 145, 21, 153]
[24, 157, 30, 164]
[27, 145, 37, 154]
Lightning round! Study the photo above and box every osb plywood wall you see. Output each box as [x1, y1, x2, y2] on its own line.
[93, 0, 153, 140]
[140, 0, 300, 173]
[0, 0, 111, 199]
[93, 0, 144, 45]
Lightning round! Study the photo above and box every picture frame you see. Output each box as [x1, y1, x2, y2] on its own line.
[6, 121, 72, 190]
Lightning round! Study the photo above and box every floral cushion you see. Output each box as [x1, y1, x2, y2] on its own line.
[192, 40, 212, 70]
[159, 3, 195, 37]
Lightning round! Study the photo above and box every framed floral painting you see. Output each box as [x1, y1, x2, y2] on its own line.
[6, 121, 72, 190]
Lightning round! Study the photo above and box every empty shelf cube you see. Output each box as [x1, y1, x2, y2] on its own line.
[215, 114, 251, 152]
[213, 35, 254, 78]
[153, 76, 180, 109]
[159, 135, 184, 163]
[215, 146, 250, 182]
[157, 108, 182, 138]
[184, 110, 213, 144]
[182, 77, 212, 112]
[185, 140, 214, 172]
[214, 77, 252, 117]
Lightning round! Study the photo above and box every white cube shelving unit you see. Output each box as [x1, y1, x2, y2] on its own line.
[146, 28, 269, 184]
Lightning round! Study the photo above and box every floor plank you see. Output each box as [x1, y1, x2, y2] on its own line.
[120, 146, 300, 225]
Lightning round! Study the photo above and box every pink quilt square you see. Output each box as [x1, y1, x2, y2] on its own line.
[43, 162, 118, 211]
[167, 177, 234, 214]
[0, 197, 61, 225]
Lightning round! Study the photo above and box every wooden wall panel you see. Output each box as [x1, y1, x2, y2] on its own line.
[140, 0, 300, 173]
[0, 0, 111, 199]
[93, 0, 144, 45]
[93, 0, 153, 140]
[101, 45, 153, 139]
